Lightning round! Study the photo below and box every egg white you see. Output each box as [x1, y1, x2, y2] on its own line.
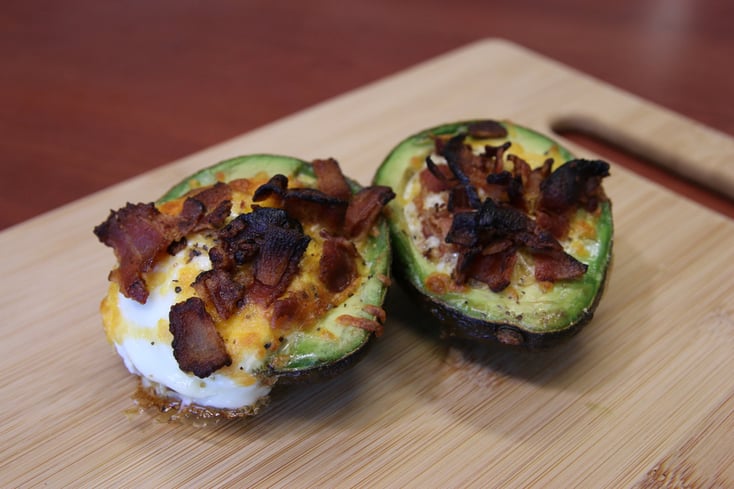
[105, 234, 272, 411]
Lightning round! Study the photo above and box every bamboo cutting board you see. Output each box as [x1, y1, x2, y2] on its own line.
[2, 39, 733, 488]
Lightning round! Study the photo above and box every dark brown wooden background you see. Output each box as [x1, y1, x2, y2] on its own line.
[2, 0, 733, 230]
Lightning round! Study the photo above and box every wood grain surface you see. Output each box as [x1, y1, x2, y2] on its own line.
[2, 40, 734, 489]
[1, 0, 733, 230]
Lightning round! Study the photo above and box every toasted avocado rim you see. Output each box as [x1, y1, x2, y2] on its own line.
[374, 120, 613, 345]
[158, 154, 391, 379]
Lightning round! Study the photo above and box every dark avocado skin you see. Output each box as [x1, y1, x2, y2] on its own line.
[393, 252, 611, 349]
[269, 340, 374, 384]
[375, 120, 613, 349]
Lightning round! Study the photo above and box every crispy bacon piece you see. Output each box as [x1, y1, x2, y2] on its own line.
[467, 119, 508, 139]
[253, 173, 350, 231]
[465, 248, 518, 292]
[207, 245, 234, 271]
[189, 182, 233, 229]
[192, 269, 245, 320]
[95, 184, 233, 303]
[445, 211, 480, 248]
[252, 174, 288, 203]
[424, 156, 456, 192]
[475, 200, 535, 241]
[483, 141, 512, 174]
[175, 182, 233, 235]
[512, 156, 553, 214]
[270, 293, 304, 330]
[190, 181, 231, 210]
[94, 203, 174, 303]
[255, 225, 310, 287]
[336, 314, 383, 337]
[448, 184, 481, 212]
[169, 298, 232, 378]
[420, 166, 450, 193]
[319, 236, 359, 292]
[362, 304, 387, 324]
[218, 207, 310, 305]
[533, 249, 588, 282]
[442, 134, 484, 187]
[539, 159, 609, 213]
[284, 188, 348, 231]
[312, 158, 352, 201]
[537, 159, 609, 239]
[446, 200, 583, 290]
[344, 185, 396, 238]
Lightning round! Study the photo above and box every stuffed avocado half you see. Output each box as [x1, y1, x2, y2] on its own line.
[374, 120, 612, 348]
[95, 154, 394, 418]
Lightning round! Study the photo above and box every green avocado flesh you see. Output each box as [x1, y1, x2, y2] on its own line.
[374, 121, 613, 346]
[160, 155, 391, 377]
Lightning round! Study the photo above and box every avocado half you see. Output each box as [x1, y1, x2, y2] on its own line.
[160, 155, 392, 383]
[374, 120, 613, 348]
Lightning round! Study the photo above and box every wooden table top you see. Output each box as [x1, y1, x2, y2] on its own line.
[1, 0, 733, 230]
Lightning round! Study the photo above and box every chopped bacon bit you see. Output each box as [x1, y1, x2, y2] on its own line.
[537, 159, 609, 239]
[94, 202, 174, 303]
[180, 182, 233, 233]
[448, 184, 481, 211]
[376, 273, 392, 286]
[284, 188, 348, 231]
[95, 184, 234, 304]
[167, 237, 188, 256]
[535, 209, 570, 241]
[442, 134, 484, 187]
[521, 157, 554, 214]
[271, 292, 308, 330]
[533, 249, 588, 282]
[419, 195, 453, 259]
[425, 272, 452, 295]
[467, 120, 508, 139]
[218, 207, 310, 305]
[226, 178, 253, 195]
[336, 314, 383, 337]
[362, 304, 386, 324]
[207, 245, 234, 271]
[190, 182, 232, 212]
[465, 248, 518, 292]
[319, 236, 359, 292]
[312, 158, 352, 201]
[483, 141, 512, 174]
[202, 199, 232, 229]
[255, 226, 310, 287]
[252, 174, 288, 203]
[420, 166, 450, 193]
[445, 211, 480, 248]
[169, 298, 232, 378]
[192, 269, 245, 320]
[344, 186, 395, 238]
[539, 159, 609, 213]
[176, 197, 206, 235]
[424, 156, 456, 191]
